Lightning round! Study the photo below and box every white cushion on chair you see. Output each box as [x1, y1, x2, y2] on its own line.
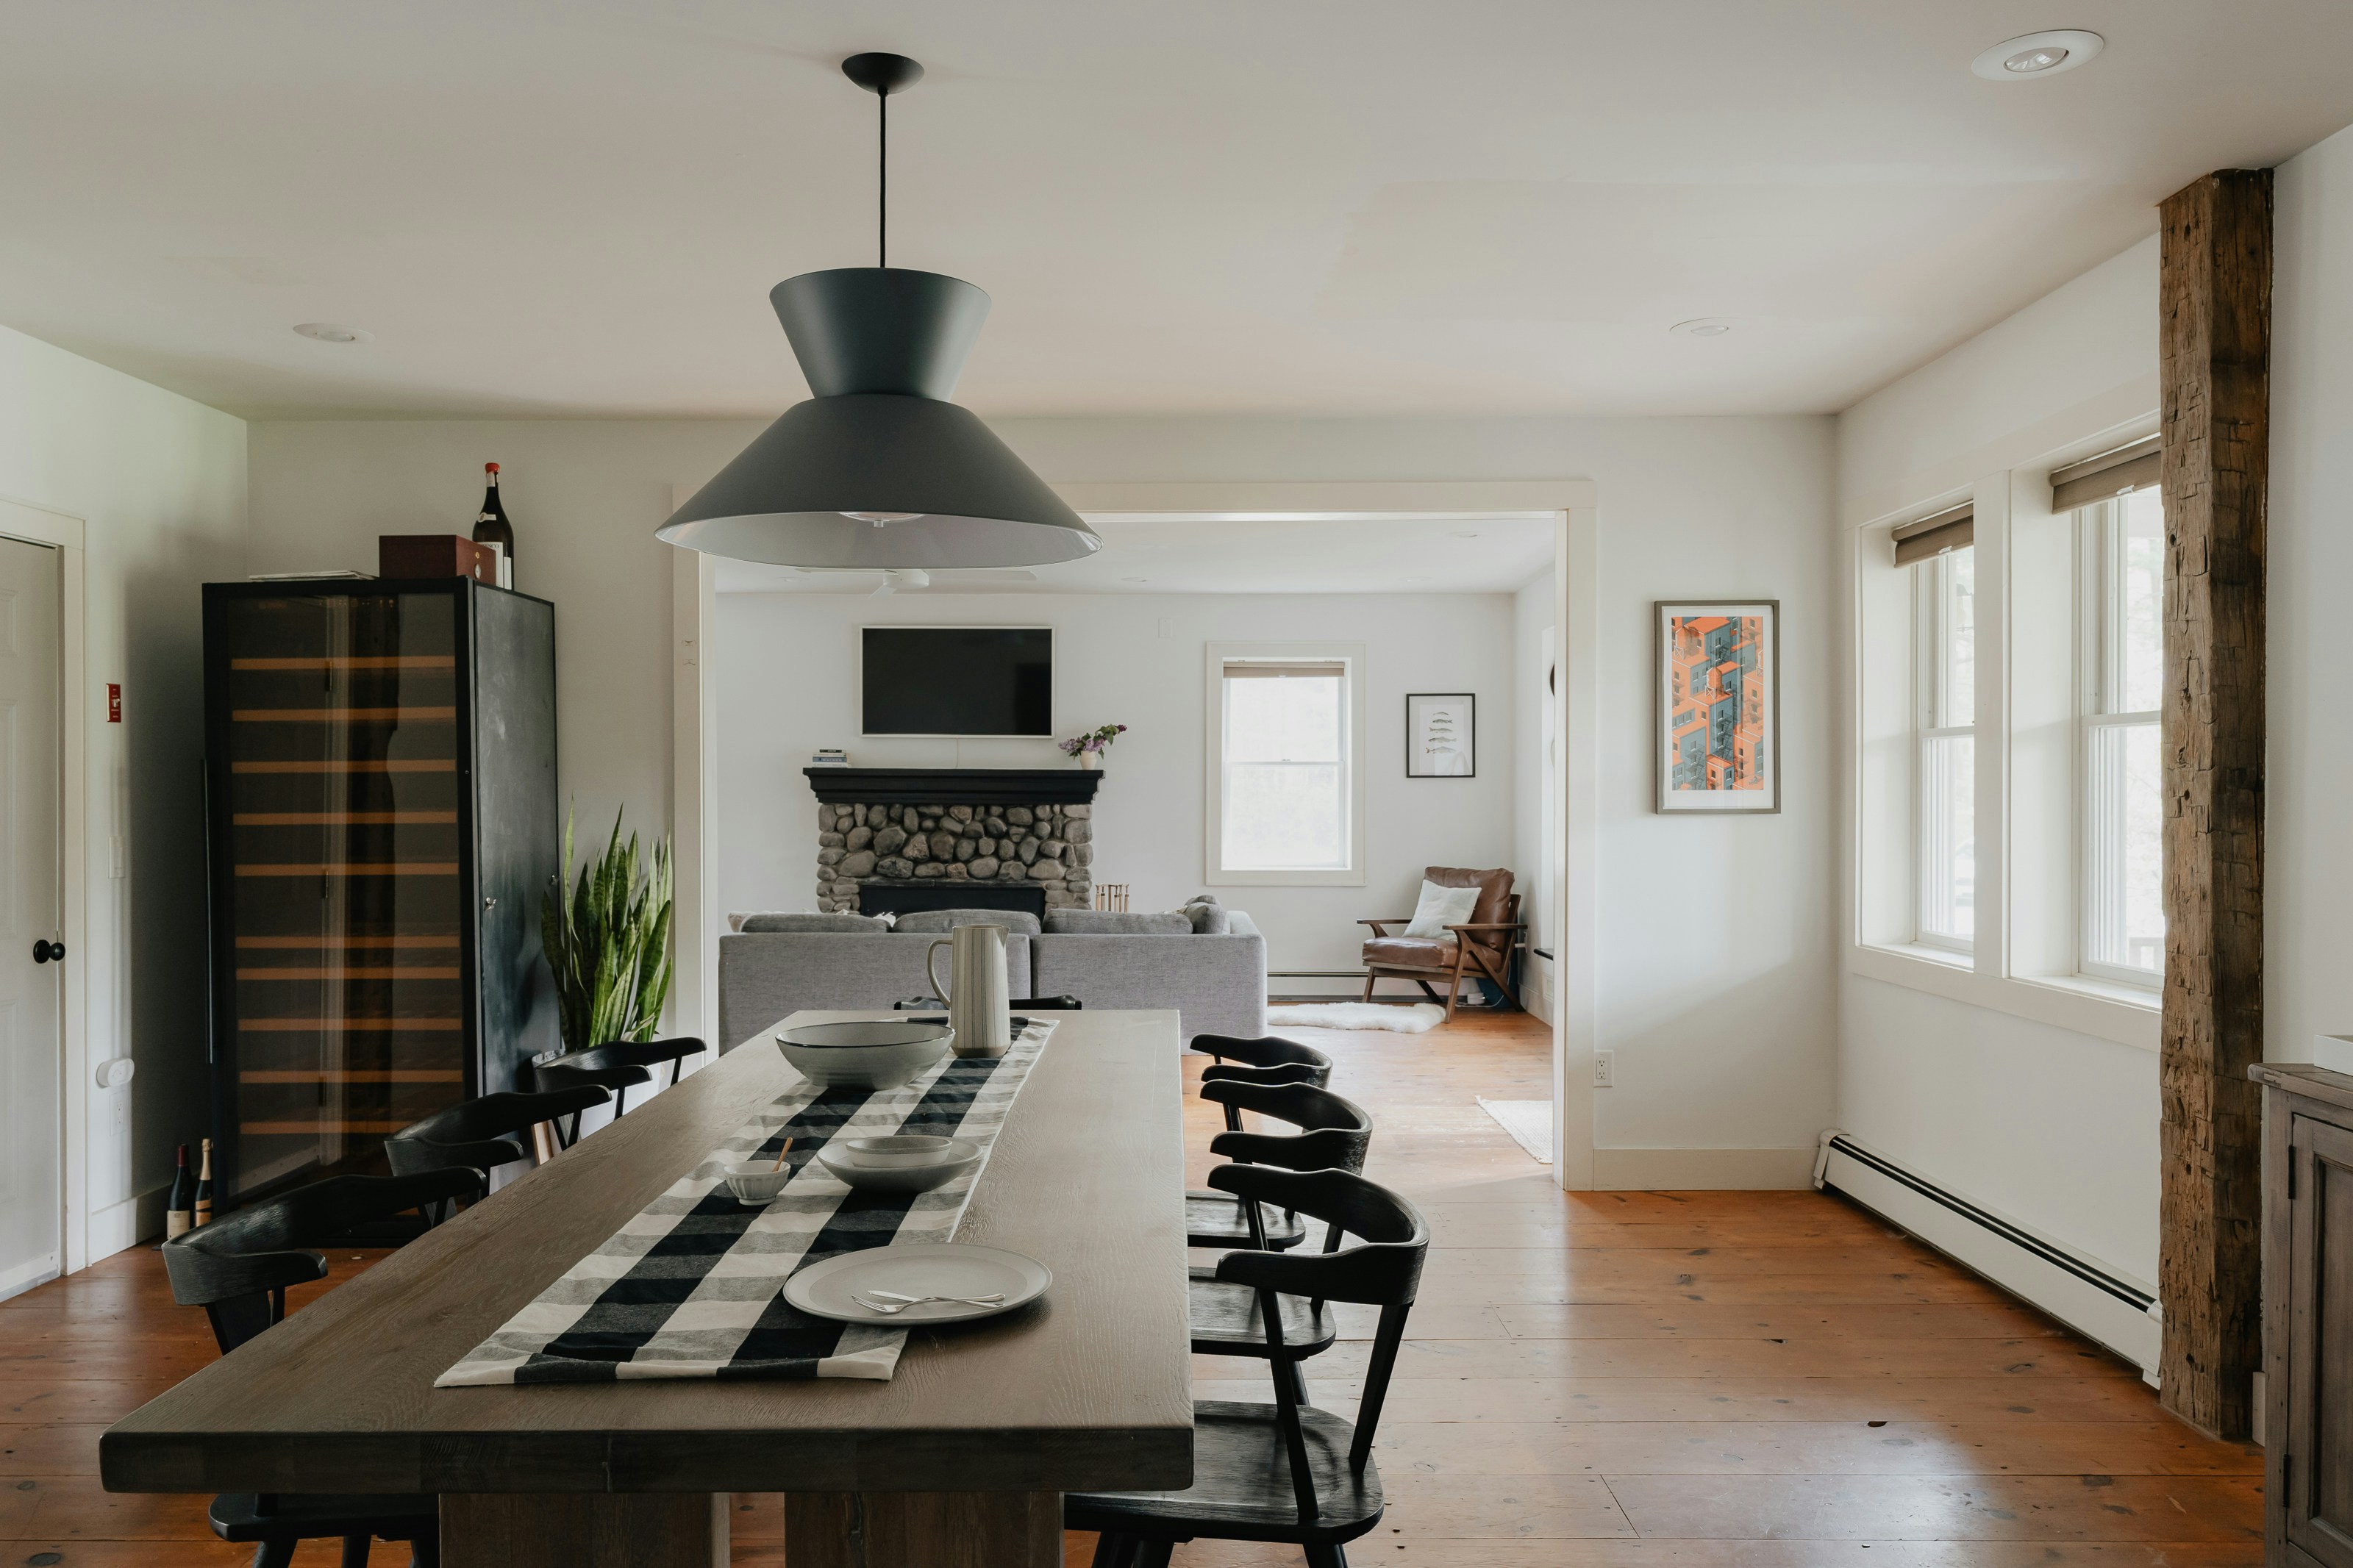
[1402, 879, 1480, 939]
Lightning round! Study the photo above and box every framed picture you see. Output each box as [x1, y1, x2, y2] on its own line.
[1406, 693, 1476, 777]
[1654, 601, 1779, 813]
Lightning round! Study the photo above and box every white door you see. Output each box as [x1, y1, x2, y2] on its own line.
[0, 537, 62, 1297]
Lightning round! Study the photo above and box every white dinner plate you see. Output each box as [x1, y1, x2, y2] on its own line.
[782, 1242, 1052, 1325]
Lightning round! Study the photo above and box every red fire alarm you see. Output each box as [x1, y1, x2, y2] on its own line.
[107, 684, 121, 723]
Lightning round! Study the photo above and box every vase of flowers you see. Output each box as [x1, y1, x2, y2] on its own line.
[1060, 723, 1127, 770]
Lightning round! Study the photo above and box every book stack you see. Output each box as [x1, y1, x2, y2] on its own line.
[810, 748, 851, 769]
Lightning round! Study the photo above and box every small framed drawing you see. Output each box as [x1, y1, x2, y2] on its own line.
[1654, 600, 1779, 813]
[1406, 693, 1476, 777]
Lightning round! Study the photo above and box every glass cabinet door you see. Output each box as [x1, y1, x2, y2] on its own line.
[219, 591, 466, 1199]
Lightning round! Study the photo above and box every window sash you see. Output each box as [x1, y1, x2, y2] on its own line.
[2076, 493, 2164, 987]
[1913, 551, 1977, 952]
[1217, 667, 1354, 873]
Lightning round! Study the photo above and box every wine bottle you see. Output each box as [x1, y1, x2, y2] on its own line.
[165, 1144, 193, 1239]
[471, 462, 516, 590]
[193, 1138, 215, 1228]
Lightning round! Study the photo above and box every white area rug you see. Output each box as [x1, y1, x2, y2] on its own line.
[1478, 1098, 1554, 1164]
[1265, 1002, 1446, 1034]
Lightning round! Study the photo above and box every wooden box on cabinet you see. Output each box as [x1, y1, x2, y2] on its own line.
[2255, 1062, 2353, 1566]
[202, 576, 557, 1208]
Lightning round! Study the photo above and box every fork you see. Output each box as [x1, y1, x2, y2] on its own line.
[853, 1292, 1006, 1313]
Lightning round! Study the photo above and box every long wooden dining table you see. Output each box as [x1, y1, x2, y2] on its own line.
[101, 1009, 1195, 1568]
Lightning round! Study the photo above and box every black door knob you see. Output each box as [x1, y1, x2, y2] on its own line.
[32, 939, 63, 964]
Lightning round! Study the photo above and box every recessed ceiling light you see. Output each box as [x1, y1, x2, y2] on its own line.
[293, 322, 372, 343]
[1971, 30, 2103, 81]
[1671, 318, 1734, 337]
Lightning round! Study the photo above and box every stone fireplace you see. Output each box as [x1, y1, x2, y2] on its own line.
[807, 767, 1102, 916]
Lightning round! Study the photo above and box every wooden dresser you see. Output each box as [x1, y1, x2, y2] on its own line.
[2254, 1062, 2353, 1566]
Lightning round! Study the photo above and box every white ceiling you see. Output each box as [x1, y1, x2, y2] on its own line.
[4, 1, 2350, 420]
[713, 514, 1557, 596]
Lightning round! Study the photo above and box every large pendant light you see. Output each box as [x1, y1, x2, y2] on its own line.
[657, 53, 1101, 569]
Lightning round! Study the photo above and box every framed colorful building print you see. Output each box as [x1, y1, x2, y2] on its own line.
[1654, 600, 1779, 813]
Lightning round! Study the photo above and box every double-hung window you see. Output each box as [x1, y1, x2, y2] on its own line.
[1205, 643, 1366, 886]
[1913, 544, 1977, 949]
[2077, 485, 2165, 983]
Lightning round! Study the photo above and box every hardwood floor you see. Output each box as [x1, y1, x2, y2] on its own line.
[0, 1005, 2259, 1566]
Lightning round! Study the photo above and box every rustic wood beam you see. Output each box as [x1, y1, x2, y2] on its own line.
[2157, 168, 2271, 1441]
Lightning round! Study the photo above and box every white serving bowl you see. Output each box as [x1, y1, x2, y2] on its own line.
[775, 1019, 954, 1089]
[818, 1136, 982, 1195]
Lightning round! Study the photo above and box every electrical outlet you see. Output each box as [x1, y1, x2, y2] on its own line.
[1593, 1050, 1615, 1088]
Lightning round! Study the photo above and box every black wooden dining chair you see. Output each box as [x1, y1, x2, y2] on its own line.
[1185, 1081, 1372, 1253]
[1189, 1036, 1335, 1131]
[535, 1037, 707, 1118]
[163, 1170, 486, 1567]
[382, 1084, 609, 1177]
[1074, 1166, 1429, 1568]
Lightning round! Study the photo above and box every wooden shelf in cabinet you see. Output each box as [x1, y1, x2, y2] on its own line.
[232, 759, 456, 775]
[233, 862, 460, 877]
[232, 706, 457, 723]
[237, 1017, 463, 1032]
[232, 656, 458, 671]
[233, 811, 459, 826]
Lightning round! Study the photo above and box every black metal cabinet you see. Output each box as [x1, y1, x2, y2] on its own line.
[2257, 1063, 2353, 1567]
[203, 577, 557, 1206]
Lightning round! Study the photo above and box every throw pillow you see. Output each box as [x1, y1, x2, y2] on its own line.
[1176, 898, 1231, 934]
[890, 908, 1044, 936]
[1401, 879, 1480, 939]
[1043, 910, 1196, 936]
[738, 912, 889, 934]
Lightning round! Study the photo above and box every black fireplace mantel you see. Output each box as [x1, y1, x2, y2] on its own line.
[802, 766, 1105, 806]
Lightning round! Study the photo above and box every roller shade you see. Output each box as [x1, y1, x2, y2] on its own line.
[2052, 434, 2162, 512]
[1223, 659, 1346, 679]
[1892, 504, 1973, 568]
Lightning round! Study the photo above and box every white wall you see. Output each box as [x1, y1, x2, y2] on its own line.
[0, 322, 247, 1268]
[1835, 238, 2163, 1284]
[713, 589, 1521, 986]
[2271, 123, 2353, 1070]
[248, 411, 1837, 1179]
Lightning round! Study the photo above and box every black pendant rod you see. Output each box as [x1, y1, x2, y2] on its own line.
[840, 53, 926, 271]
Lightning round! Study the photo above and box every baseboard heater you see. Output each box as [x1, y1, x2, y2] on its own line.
[1814, 1131, 2160, 1381]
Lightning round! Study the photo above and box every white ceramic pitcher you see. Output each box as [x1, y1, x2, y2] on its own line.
[925, 923, 1013, 1059]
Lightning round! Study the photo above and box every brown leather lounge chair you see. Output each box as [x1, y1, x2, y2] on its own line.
[1358, 866, 1527, 1022]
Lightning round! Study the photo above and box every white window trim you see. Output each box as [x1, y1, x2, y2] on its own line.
[1203, 640, 1368, 887]
[2074, 498, 2162, 991]
[1850, 462, 2160, 1056]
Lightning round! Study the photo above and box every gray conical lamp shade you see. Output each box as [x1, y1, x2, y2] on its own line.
[657, 268, 1100, 568]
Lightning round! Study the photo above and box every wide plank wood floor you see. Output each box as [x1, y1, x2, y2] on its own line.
[1, 1005, 2259, 1566]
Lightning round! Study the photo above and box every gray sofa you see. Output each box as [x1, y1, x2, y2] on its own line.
[718, 913, 1266, 1052]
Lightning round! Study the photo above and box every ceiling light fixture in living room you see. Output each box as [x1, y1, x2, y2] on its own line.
[657, 53, 1101, 570]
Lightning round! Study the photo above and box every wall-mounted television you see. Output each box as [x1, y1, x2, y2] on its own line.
[862, 626, 1054, 737]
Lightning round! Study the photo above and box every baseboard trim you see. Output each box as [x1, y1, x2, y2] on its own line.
[0, 1252, 61, 1303]
[90, 1184, 168, 1266]
[1592, 1146, 1817, 1190]
[1816, 1130, 2160, 1375]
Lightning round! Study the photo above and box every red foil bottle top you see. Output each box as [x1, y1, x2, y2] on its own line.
[485, 462, 499, 474]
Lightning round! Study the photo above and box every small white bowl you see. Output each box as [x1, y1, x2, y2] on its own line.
[818, 1136, 982, 1194]
[721, 1162, 793, 1206]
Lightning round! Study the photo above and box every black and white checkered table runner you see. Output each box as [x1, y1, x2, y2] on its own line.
[435, 1020, 1054, 1385]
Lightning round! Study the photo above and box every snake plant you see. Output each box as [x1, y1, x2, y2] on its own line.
[543, 808, 674, 1048]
